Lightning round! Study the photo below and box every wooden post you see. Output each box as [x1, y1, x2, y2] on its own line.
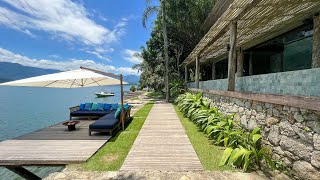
[237, 47, 244, 77]
[120, 74, 124, 130]
[184, 65, 188, 84]
[312, 14, 320, 68]
[195, 56, 200, 88]
[228, 21, 237, 91]
[6, 166, 41, 180]
[212, 62, 216, 80]
[249, 52, 253, 75]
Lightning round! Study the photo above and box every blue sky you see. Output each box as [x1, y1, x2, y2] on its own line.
[0, 0, 156, 75]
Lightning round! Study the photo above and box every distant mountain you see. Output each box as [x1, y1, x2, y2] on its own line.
[0, 62, 140, 84]
[123, 75, 140, 85]
[0, 62, 60, 83]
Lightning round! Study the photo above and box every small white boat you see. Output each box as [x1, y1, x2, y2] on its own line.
[95, 91, 115, 97]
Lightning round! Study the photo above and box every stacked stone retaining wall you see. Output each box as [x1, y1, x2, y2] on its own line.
[199, 91, 320, 180]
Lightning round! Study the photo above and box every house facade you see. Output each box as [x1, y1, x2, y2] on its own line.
[181, 0, 320, 179]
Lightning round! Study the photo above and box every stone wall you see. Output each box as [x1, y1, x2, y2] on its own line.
[200, 91, 320, 180]
[188, 68, 320, 97]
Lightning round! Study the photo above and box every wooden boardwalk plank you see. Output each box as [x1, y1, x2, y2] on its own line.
[0, 121, 111, 166]
[121, 103, 203, 171]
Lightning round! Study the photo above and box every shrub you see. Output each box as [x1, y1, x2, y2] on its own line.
[175, 92, 277, 172]
[130, 85, 136, 92]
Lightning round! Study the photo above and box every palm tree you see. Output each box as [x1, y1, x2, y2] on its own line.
[142, 0, 170, 102]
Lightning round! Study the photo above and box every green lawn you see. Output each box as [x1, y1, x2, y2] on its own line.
[83, 101, 154, 171]
[130, 97, 140, 100]
[173, 105, 233, 171]
[147, 91, 164, 99]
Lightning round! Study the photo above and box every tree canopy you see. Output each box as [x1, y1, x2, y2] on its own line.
[136, 0, 215, 93]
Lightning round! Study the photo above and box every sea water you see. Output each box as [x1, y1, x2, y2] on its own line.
[0, 85, 130, 179]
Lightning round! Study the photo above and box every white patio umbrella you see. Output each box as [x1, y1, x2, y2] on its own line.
[0, 66, 128, 130]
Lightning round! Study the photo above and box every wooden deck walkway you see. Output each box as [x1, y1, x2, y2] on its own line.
[0, 120, 110, 166]
[121, 103, 203, 171]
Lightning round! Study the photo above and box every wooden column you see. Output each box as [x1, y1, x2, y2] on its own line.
[249, 52, 253, 75]
[184, 65, 188, 84]
[237, 48, 244, 77]
[195, 56, 200, 88]
[228, 21, 237, 91]
[212, 62, 216, 80]
[312, 15, 320, 68]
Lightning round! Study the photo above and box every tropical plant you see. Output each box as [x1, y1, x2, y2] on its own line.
[130, 85, 136, 92]
[175, 92, 278, 172]
[169, 78, 185, 98]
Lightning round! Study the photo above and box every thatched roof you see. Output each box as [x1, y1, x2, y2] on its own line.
[182, 0, 320, 65]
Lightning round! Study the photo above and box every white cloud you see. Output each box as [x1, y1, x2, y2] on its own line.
[0, 0, 127, 47]
[123, 49, 143, 64]
[0, 47, 139, 75]
[85, 50, 111, 62]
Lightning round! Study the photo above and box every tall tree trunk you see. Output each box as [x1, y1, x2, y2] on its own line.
[161, 0, 169, 102]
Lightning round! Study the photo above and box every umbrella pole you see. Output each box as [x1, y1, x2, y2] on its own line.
[120, 74, 125, 131]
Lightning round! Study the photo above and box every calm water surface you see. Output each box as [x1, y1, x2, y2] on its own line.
[0, 85, 130, 179]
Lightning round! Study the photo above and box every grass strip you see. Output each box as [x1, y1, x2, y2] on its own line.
[83, 101, 154, 171]
[173, 105, 233, 171]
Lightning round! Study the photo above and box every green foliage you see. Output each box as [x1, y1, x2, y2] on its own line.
[169, 78, 186, 98]
[130, 85, 136, 92]
[175, 93, 277, 172]
[135, 0, 216, 92]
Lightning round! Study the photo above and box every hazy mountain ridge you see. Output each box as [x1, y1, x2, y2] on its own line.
[0, 62, 140, 84]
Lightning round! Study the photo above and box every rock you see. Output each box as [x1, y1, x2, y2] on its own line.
[52, 173, 67, 179]
[273, 146, 285, 156]
[280, 136, 313, 161]
[293, 161, 320, 180]
[273, 109, 280, 117]
[303, 112, 320, 122]
[272, 173, 291, 180]
[245, 101, 251, 108]
[290, 107, 299, 112]
[240, 115, 248, 128]
[306, 121, 320, 134]
[229, 106, 238, 113]
[179, 175, 190, 180]
[272, 154, 281, 161]
[266, 117, 279, 127]
[238, 107, 244, 112]
[293, 112, 304, 123]
[279, 121, 296, 137]
[311, 151, 320, 168]
[252, 110, 257, 116]
[256, 113, 266, 125]
[292, 124, 313, 144]
[282, 157, 292, 167]
[233, 114, 241, 125]
[265, 103, 273, 109]
[268, 125, 280, 146]
[267, 109, 273, 116]
[248, 117, 258, 131]
[246, 110, 252, 116]
[256, 105, 263, 112]
[283, 106, 290, 111]
[314, 134, 320, 150]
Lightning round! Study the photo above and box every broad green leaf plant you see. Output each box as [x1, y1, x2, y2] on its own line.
[175, 92, 278, 171]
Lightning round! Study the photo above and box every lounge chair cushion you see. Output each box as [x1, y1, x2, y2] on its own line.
[114, 107, 121, 118]
[84, 103, 93, 110]
[104, 104, 111, 110]
[97, 103, 105, 111]
[89, 117, 119, 130]
[111, 103, 118, 110]
[79, 103, 85, 110]
[91, 103, 99, 111]
[70, 110, 113, 117]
